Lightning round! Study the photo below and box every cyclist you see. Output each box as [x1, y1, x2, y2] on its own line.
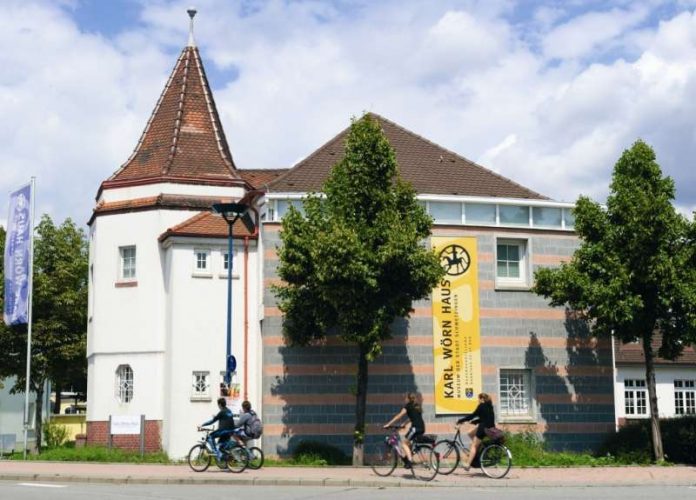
[199, 397, 235, 460]
[230, 400, 254, 446]
[384, 392, 425, 469]
[456, 392, 495, 471]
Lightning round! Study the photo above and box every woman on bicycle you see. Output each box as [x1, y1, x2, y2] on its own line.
[456, 392, 495, 471]
[384, 392, 425, 468]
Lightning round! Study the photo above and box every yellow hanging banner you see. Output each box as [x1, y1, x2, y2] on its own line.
[431, 236, 482, 414]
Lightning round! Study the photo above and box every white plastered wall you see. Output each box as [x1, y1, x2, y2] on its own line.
[614, 365, 696, 420]
[162, 236, 262, 459]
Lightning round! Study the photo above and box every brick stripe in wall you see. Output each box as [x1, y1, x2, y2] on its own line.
[260, 421, 614, 437]
[263, 363, 611, 377]
[261, 334, 610, 350]
[262, 392, 613, 406]
[264, 306, 570, 319]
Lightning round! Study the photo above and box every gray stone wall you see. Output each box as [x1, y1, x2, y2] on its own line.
[261, 225, 615, 457]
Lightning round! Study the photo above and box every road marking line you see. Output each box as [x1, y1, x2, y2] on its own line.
[18, 483, 67, 488]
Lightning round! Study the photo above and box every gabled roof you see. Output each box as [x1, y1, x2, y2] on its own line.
[268, 113, 548, 199]
[159, 211, 256, 242]
[105, 45, 241, 186]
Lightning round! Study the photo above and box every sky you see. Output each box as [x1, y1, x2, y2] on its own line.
[1, 0, 696, 229]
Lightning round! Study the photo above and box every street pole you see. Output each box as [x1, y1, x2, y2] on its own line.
[22, 176, 36, 459]
[226, 220, 233, 385]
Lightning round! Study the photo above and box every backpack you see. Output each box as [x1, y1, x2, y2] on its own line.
[245, 410, 263, 439]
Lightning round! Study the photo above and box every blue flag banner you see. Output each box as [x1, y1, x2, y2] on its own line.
[4, 183, 32, 325]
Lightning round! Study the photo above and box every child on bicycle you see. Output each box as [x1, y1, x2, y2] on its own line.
[384, 392, 425, 469]
[456, 392, 495, 471]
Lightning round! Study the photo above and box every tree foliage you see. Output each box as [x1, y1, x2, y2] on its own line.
[534, 140, 696, 460]
[274, 114, 444, 462]
[0, 215, 88, 450]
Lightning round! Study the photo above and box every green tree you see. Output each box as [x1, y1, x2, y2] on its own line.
[0, 216, 88, 451]
[274, 115, 444, 464]
[534, 140, 696, 461]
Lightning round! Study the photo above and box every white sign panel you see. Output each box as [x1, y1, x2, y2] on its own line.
[111, 415, 141, 435]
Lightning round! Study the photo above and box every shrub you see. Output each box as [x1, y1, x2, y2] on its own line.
[43, 420, 69, 449]
[599, 416, 696, 464]
[291, 440, 351, 465]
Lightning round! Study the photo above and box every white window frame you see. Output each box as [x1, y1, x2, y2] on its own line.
[219, 247, 240, 279]
[674, 379, 695, 416]
[495, 238, 529, 289]
[191, 371, 211, 401]
[624, 379, 647, 416]
[192, 248, 212, 277]
[115, 364, 134, 404]
[498, 368, 535, 422]
[119, 246, 136, 280]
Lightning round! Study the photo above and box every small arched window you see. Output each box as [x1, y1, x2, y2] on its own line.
[115, 364, 134, 403]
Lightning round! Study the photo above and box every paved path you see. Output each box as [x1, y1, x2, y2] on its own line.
[1, 461, 694, 487]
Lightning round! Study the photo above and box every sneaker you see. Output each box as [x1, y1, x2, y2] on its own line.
[463, 465, 470, 472]
[403, 459, 412, 469]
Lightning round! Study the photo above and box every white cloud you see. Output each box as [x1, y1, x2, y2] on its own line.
[542, 7, 649, 60]
[1, 0, 695, 229]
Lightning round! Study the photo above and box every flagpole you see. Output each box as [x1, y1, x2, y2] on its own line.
[22, 177, 35, 459]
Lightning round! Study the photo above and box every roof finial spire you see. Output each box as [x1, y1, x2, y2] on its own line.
[187, 7, 197, 47]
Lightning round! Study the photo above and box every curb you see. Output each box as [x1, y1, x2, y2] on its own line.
[1, 473, 695, 488]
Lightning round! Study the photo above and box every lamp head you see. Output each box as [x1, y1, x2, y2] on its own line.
[212, 202, 249, 223]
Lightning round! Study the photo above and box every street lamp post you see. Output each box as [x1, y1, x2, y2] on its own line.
[211, 202, 249, 385]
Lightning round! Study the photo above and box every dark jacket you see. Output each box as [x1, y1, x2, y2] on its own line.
[203, 408, 235, 431]
[457, 400, 495, 428]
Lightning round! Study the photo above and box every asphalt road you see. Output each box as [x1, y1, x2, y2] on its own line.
[2, 482, 696, 499]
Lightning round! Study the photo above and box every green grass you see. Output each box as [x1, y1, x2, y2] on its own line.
[11, 445, 170, 464]
[505, 431, 653, 467]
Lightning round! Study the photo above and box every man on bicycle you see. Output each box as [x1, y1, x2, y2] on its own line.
[199, 397, 235, 460]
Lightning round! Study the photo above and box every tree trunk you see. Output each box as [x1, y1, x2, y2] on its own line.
[35, 383, 44, 453]
[352, 344, 369, 466]
[643, 335, 664, 461]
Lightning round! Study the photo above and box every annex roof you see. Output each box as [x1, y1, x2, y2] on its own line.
[268, 113, 548, 199]
[615, 334, 696, 366]
[237, 169, 288, 189]
[104, 45, 241, 187]
[159, 211, 256, 242]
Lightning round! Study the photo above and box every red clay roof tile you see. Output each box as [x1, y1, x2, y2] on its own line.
[268, 114, 548, 199]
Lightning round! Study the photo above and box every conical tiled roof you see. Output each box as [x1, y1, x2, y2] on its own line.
[105, 45, 241, 186]
[269, 114, 548, 200]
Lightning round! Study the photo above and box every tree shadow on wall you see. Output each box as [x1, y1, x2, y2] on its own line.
[524, 310, 613, 452]
[268, 317, 419, 459]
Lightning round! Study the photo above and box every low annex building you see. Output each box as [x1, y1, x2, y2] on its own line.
[86, 20, 615, 459]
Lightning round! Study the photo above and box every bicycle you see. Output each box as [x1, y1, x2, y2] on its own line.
[368, 426, 439, 481]
[187, 427, 250, 473]
[433, 424, 512, 479]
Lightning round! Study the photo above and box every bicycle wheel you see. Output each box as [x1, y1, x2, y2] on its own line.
[247, 446, 264, 469]
[187, 444, 211, 472]
[480, 443, 512, 479]
[411, 444, 439, 482]
[224, 445, 250, 473]
[433, 440, 459, 475]
[368, 443, 398, 477]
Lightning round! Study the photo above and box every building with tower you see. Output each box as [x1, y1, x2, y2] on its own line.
[87, 11, 616, 459]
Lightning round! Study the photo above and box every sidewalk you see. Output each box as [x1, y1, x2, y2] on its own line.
[1, 461, 694, 487]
